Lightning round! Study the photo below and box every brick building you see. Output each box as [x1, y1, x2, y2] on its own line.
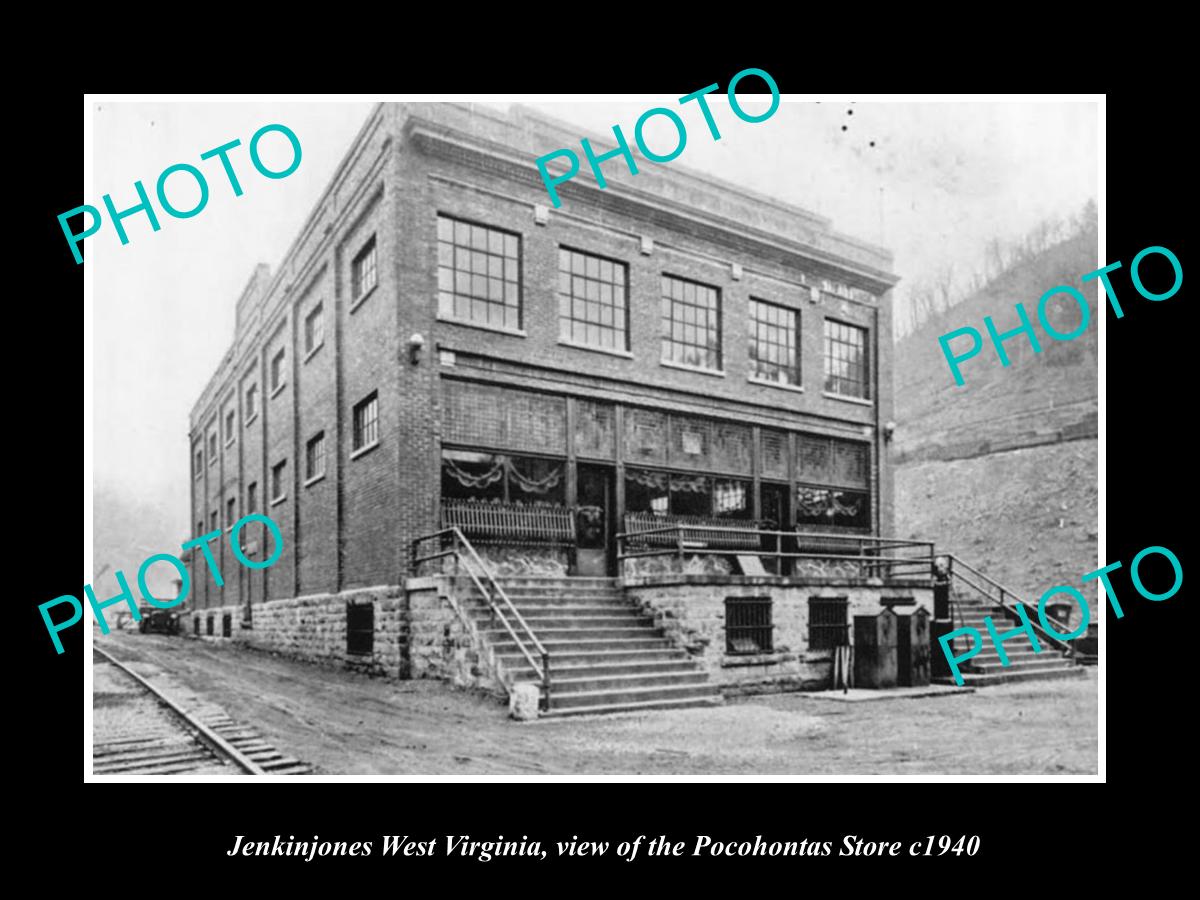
[186, 102, 940, 713]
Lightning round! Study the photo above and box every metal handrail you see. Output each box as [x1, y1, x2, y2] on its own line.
[615, 524, 935, 578]
[411, 527, 552, 710]
[944, 553, 1073, 655]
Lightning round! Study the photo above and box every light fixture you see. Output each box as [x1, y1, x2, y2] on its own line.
[883, 420, 896, 442]
[408, 333, 425, 365]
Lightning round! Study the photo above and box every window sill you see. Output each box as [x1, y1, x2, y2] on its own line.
[660, 359, 725, 378]
[244, 412, 258, 427]
[304, 342, 324, 364]
[436, 314, 527, 338]
[749, 376, 805, 394]
[349, 284, 377, 313]
[194, 474, 203, 481]
[557, 339, 633, 359]
[208, 460, 217, 467]
[270, 495, 287, 507]
[270, 383, 286, 399]
[822, 391, 873, 407]
[304, 473, 326, 488]
[350, 440, 380, 461]
[224, 438, 235, 449]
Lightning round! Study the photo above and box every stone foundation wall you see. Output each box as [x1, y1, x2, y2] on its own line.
[185, 604, 242, 643]
[405, 576, 504, 695]
[624, 575, 933, 694]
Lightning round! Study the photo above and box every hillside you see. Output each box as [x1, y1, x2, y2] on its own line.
[92, 482, 187, 600]
[892, 231, 1099, 616]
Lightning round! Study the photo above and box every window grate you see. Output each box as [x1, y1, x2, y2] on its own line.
[347, 602, 374, 655]
[726, 596, 773, 654]
[808, 596, 850, 650]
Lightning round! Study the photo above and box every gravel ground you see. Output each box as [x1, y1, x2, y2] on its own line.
[98, 631, 1098, 776]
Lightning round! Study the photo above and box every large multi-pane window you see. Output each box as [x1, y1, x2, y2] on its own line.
[661, 275, 721, 370]
[823, 319, 869, 399]
[437, 214, 521, 330]
[352, 236, 377, 302]
[353, 392, 379, 452]
[749, 299, 800, 386]
[557, 248, 628, 351]
[304, 303, 324, 355]
[623, 468, 752, 519]
[306, 431, 326, 482]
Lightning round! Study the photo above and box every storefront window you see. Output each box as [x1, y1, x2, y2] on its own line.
[714, 478, 752, 519]
[795, 485, 870, 529]
[670, 473, 712, 517]
[441, 450, 565, 505]
[625, 468, 670, 516]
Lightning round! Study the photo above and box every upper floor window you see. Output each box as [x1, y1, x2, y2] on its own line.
[270, 348, 286, 393]
[436, 214, 521, 331]
[247, 482, 258, 515]
[207, 431, 217, 463]
[304, 303, 324, 355]
[749, 299, 800, 387]
[353, 392, 379, 453]
[823, 319, 869, 399]
[245, 383, 258, 421]
[271, 460, 287, 503]
[352, 236, 377, 302]
[306, 431, 327, 482]
[225, 496, 237, 529]
[224, 409, 236, 444]
[661, 274, 721, 371]
[558, 248, 628, 352]
[194, 448, 203, 480]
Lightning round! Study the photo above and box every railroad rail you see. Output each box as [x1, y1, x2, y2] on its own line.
[92, 645, 312, 776]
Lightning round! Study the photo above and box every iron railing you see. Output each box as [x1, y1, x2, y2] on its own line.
[943, 554, 1074, 657]
[616, 524, 936, 579]
[410, 527, 552, 709]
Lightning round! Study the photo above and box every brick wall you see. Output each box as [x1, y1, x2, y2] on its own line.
[624, 575, 933, 694]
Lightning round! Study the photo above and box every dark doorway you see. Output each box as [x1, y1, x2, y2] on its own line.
[577, 463, 616, 576]
[760, 482, 792, 575]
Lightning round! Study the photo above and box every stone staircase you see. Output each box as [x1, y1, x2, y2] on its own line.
[464, 576, 721, 717]
[940, 593, 1086, 686]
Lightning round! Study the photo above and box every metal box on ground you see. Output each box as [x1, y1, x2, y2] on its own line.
[853, 607, 898, 689]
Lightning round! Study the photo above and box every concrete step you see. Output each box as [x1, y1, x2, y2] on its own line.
[964, 649, 1065, 665]
[935, 665, 1086, 687]
[504, 659, 701, 680]
[476, 614, 653, 631]
[481, 626, 658, 642]
[542, 694, 723, 718]
[491, 637, 676, 655]
[493, 577, 619, 589]
[497, 648, 691, 668]
[552, 670, 710, 694]
[482, 590, 625, 602]
[470, 607, 646, 622]
[965, 657, 1079, 675]
[473, 597, 633, 609]
[548, 682, 720, 710]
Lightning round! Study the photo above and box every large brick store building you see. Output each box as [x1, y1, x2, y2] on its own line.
[186, 102, 941, 715]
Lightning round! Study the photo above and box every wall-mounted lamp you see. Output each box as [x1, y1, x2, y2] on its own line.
[408, 333, 425, 365]
[883, 420, 897, 443]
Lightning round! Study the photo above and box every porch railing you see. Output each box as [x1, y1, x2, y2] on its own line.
[410, 527, 552, 709]
[616, 523, 936, 579]
[944, 554, 1074, 656]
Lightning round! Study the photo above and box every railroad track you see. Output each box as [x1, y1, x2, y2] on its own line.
[92, 645, 313, 776]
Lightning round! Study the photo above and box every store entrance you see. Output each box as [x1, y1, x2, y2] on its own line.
[576, 463, 616, 576]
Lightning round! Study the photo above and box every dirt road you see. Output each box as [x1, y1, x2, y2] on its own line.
[97, 632, 1098, 776]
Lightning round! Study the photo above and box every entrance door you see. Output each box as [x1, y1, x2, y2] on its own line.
[577, 463, 616, 576]
[760, 482, 792, 575]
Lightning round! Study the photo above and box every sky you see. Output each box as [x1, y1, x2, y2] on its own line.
[90, 97, 1098, 539]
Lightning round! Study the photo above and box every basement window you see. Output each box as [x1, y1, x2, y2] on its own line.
[725, 596, 773, 654]
[222, 613, 232, 638]
[808, 596, 850, 650]
[347, 602, 374, 656]
[206, 616, 214, 637]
